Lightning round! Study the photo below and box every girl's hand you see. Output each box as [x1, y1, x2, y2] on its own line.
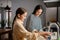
[38, 32, 52, 39]
[43, 32, 52, 36]
[32, 29, 38, 33]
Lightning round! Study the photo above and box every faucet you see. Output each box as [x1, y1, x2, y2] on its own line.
[48, 23, 59, 40]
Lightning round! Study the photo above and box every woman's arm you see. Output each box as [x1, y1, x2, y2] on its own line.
[26, 15, 38, 32]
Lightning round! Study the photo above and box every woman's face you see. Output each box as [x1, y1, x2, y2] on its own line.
[18, 12, 27, 21]
[35, 9, 42, 16]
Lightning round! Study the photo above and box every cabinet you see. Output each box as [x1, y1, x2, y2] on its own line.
[43, 0, 60, 24]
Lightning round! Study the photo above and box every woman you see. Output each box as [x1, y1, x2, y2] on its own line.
[26, 5, 43, 32]
[12, 7, 51, 40]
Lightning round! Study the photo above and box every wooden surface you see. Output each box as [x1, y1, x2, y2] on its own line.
[0, 29, 12, 40]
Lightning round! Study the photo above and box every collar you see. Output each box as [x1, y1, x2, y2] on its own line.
[16, 18, 23, 24]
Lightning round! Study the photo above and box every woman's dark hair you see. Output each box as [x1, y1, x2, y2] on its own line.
[12, 7, 27, 29]
[32, 5, 43, 15]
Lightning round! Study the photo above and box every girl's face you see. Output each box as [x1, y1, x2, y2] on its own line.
[18, 12, 27, 21]
[35, 9, 42, 16]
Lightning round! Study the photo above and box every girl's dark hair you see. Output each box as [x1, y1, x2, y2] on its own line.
[16, 7, 27, 18]
[32, 5, 43, 14]
[12, 7, 27, 29]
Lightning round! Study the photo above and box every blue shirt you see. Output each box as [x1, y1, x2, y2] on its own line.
[26, 14, 42, 32]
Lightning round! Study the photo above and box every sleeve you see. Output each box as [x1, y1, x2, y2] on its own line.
[26, 15, 33, 32]
[39, 18, 43, 31]
[16, 21, 31, 37]
[15, 21, 39, 40]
